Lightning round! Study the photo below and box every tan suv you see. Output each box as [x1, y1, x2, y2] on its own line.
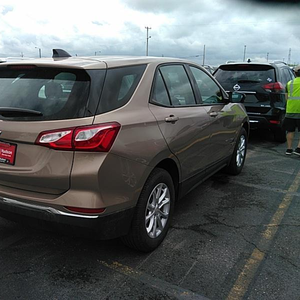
[0, 49, 249, 251]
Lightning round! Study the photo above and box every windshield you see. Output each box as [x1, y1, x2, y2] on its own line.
[0, 66, 91, 121]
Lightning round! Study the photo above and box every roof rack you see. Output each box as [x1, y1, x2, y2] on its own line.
[52, 49, 72, 58]
[272, 60, 287, 65]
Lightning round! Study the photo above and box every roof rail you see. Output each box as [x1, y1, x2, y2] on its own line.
[272, 60, 287, 65]
[52, 49, 72, 58]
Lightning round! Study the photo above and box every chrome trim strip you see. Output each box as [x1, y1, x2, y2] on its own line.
[0, 197, 99, 219]
[249, 120, 259, 123]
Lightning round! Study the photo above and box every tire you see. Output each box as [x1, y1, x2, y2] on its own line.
[121, 168, 175, 252]
[225, 128, 247, 175]
[274, 127, 286, 143]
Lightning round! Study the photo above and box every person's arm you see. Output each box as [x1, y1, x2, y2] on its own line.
[285, 83, 289, 101]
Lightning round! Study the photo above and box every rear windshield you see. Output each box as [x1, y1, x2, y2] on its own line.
[215, 64, 276, 85]
[0, 66, 91, 121]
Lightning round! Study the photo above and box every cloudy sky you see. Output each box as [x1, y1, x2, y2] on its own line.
[0, 0, 299, 66]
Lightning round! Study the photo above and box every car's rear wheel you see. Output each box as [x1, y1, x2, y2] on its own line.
[225, 127, 247, 175]
[121, 168, 175, 252]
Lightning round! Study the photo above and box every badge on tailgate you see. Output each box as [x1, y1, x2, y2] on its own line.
[0, 141, 17, 165]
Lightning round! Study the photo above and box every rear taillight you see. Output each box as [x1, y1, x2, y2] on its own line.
[262, 82, 285, 93]
[35, 122, 121, 152]
[269, 120, 280, 124]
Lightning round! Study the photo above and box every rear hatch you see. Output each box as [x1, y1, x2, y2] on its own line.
[0, 64, 99, 195]
[214, 64, 285, 114]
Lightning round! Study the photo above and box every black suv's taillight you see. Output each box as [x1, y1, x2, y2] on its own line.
[262, 82, 285, 93]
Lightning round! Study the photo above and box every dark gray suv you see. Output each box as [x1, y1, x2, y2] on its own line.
[214, 61, 295, 142]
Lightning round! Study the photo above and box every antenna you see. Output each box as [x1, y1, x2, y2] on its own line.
[52, 49, 72, 58]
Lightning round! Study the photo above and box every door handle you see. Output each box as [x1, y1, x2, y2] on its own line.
[209, 112, 218, 117]
[165, 115, 179, 123]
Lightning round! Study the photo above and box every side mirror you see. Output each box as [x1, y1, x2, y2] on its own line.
[228, 91, 246, 103]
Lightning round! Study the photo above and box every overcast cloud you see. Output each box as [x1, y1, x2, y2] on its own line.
[0, 0, 299, 66]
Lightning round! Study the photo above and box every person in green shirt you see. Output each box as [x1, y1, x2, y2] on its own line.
[285, 65, 300, 156]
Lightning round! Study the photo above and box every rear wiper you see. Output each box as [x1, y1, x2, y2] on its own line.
[237, 79, 261, 83]
[0, 107, 43, 117]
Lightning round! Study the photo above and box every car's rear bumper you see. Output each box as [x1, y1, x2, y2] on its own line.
[248, 114, 283, 130]
[0, 196, 135, 239]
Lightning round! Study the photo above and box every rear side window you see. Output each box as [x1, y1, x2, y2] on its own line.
[151, 71, 171, 106]
[0, 66, 91, 121]
[215, 65, 276, 85]
[97, 64, 146, 114]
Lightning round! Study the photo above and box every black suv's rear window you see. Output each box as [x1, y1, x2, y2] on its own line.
[215, 64, 276, 85]
[0, 66, 91, 121]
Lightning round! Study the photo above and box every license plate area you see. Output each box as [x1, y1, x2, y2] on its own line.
[0, 141, 17, 165]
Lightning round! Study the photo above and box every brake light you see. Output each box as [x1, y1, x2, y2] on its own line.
[269, 120, 280, 124]
[263, 82, 284, 93]
[7, 65, 37, 70]
[65, 206, 106, 214]
[35, 122, 121, 152]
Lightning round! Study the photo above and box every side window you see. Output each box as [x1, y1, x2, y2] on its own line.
[190, 66, 223, 104]
[97, 65, 146, 114]
[118, 74, 136, 100]
[152, 71, 171, 106]
[283, 68, 294, 83]
[159, 65, 196, 106]
[281, 68, 290, 85]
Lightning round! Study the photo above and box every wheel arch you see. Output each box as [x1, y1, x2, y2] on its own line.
[155, 158, 180, 201]
[242, 120, 250, 137]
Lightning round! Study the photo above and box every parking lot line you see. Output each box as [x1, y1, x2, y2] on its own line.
[99, 260, 209, 300]
[226, 169, 300, 300]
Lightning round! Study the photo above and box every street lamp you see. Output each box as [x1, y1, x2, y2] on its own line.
[266, 52, 269, 62]
[145, 26, 151, 56]
[243, 45, 246, 62]
[35, 47, 42, 58]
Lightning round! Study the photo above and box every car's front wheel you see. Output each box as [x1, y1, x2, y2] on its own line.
[121, 168, 175, 252]
[225, 127, 247, 175]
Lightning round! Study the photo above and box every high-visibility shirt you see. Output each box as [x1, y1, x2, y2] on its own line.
[286, 77, 300, 118]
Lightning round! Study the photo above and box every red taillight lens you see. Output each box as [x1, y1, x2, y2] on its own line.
[35, 122, 121, 152]
[65, 206, 106, 214]
[263, 82, 285, 93]
[36, 128, 73, 150]
[73, 123, 120, 151]
[269, 120, 280, 124]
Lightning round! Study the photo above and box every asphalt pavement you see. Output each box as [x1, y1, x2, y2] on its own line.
[0, 129, 299, 300]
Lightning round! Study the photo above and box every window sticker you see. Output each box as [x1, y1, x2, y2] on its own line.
[267, 78, 272, 82]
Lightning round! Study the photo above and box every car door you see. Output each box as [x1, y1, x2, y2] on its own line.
[189, 65, 240, 166]
[148, 64, 211, 183]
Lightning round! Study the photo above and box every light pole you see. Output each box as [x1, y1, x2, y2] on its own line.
[95, 51, 101, 56]
[202, 44, 206, 66]
[267, 52, 269, 62]
[145, 26, 151, 56]
[35, 47, 41, 58]
[243, 45, 246, 62]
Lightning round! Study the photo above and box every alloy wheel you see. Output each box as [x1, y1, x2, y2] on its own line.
[236, 134, 246, 167]
[145, 183, 170, 239]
